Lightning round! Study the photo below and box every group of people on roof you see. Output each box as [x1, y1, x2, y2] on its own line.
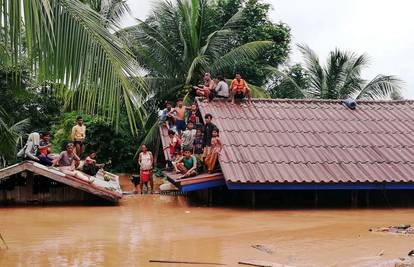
[17, 116, 109, 183]
[159, 98, 222, 179]
[194, 72, 252, 104]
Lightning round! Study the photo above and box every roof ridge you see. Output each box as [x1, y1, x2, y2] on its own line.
[198, 97, 414, 105]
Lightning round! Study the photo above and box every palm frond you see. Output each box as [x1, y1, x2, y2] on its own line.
[210, 41, 273, 74]
[355, 75, 402, 100]
[297, 44, 325, 98]
[0, 0, 145, 133]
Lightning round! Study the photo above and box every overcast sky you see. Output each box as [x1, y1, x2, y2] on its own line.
[121, 0, 414, 99]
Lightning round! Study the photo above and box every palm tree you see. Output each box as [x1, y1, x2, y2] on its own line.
[297, 44, 402, 100]
[0, 108, 29, 167]
[122, 0, 272, 148]
[125, 0, 272, 101]
[0, 0, 145, 132]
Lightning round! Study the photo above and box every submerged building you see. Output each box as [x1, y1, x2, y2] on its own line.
[163, 98, 414, 206]
[0, 161, 122, 204]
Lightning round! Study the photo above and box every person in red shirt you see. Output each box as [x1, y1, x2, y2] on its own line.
[230, 72, 252, 104]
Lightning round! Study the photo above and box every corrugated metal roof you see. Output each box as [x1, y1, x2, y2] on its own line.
[197, 99, 414, 184]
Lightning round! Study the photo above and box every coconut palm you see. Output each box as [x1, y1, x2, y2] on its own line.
[0, 0, 145, 132]
[125, 0, 272, 101]
[298, 44, 402, 100]
[0, 108, 29, 167]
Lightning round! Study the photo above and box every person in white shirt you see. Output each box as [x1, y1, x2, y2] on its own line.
[214, 75, 229, 98]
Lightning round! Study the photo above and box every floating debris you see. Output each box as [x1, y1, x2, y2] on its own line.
[239, 260, 294, 267]
[149, 259, 226, 265]
[251, 244, 274, 254]
[369, 225, 414, 234]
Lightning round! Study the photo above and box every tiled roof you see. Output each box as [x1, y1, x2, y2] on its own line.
[197, 99, 414, 184]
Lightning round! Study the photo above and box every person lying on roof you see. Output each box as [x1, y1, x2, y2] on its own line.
[174, 147, 198, 179]
[82, 151, 107, 176]
[230, 72, 252, 104]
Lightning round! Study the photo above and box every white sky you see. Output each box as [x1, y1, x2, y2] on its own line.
[121, 0, 414, 99]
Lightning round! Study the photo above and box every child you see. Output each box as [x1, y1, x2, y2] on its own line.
[165, 129, 181, 170]
[187, 103, 200, 125]
[159, 101, 175, 129]
[71, 116, 86, 157]
[202, 113, 217, 156]
[138, 144, 154, 194]
[204, 128, 222, 173]
[175, 147, 198, 178]
[181, 122, 197, 150]
[193, 129, 204, 159]
[168, 99, 187, 134]
[38, 132, 53, 166]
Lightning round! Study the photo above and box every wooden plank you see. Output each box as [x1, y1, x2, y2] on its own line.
[159, 125, 170, 160]
[0, 162, 28, 180]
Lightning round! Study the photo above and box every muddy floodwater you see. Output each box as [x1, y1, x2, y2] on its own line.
[1, 196, 414, 267]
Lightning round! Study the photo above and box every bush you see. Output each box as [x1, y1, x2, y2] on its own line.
[51, 112, 139, 173]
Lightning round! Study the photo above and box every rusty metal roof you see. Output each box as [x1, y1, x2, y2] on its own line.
[197, 99, 414, 184]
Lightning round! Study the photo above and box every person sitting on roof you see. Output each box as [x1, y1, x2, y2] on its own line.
[52, 143, 91, 183]
[83, 151, 106, 176]
[17, 132, 40, 162]
[230, 72, 252, 104]
[175, 147, 198, 178]
[204, 128, 223, 174]
[214, 75, 229, 99]
[37, 132, 55, 166]
[194, 73, 215, 101]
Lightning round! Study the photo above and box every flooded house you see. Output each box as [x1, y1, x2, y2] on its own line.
[0, 161, 122, 204]
[162, 99, 414, 206]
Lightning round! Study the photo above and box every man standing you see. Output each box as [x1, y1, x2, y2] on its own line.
[230, 72, 252, 104]
[71, 116, 86, 157]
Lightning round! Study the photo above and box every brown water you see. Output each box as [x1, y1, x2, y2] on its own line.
[0, 196, 414, 267]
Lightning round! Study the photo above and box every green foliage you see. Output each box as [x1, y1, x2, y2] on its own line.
[51, 112, 139, 173]
[0, 64, 62, 134]
[298, 44, 402, 100]
[268, 64, 307, 99]
[0, 108, 30, 166]
[125, 0, 272, 104]
[0, 0, 145, 133]
[211, 0, 291, 85]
